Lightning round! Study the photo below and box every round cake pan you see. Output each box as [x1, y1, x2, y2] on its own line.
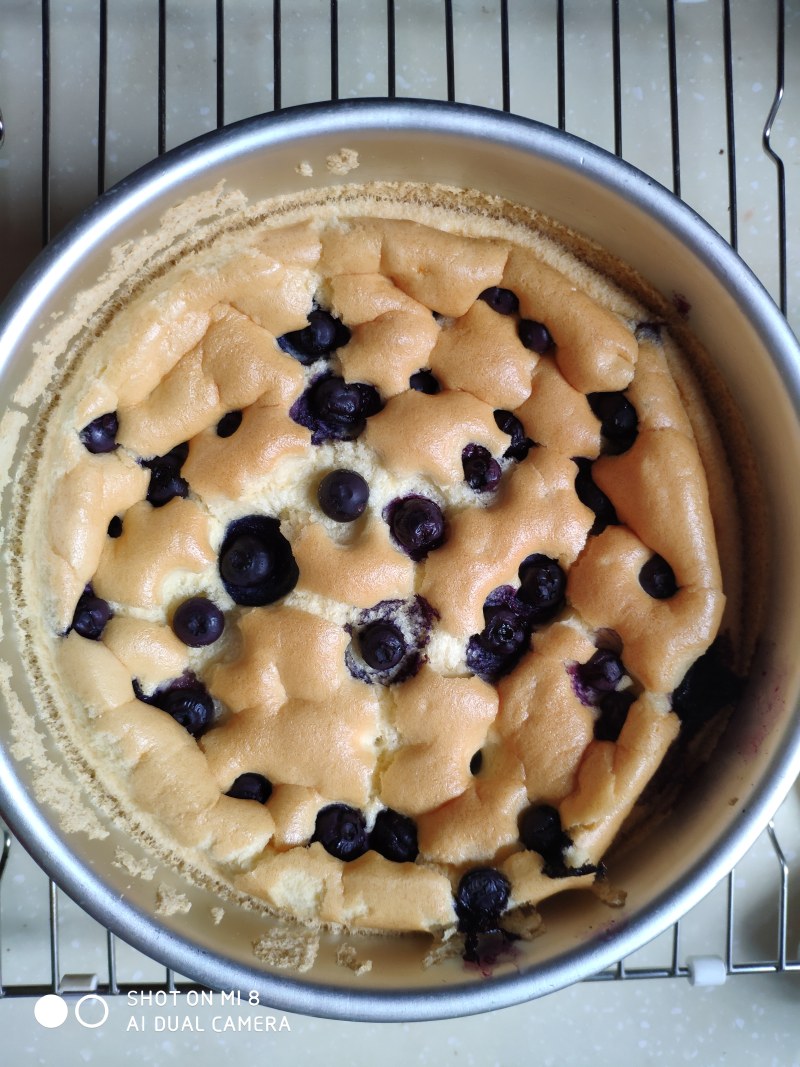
[1, 99, 799, 1021]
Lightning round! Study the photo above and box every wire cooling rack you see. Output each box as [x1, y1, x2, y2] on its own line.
[0, 0, 798, 999]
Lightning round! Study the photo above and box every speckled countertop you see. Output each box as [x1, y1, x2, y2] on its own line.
[0, 1, 798, 1064]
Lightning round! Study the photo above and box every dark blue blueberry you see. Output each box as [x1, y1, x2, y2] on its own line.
[493, 409, 533, 461]
[359, 620, 406, 671]
[639, 554, 678, 599]
[107, 516, 123, 538]
[635, 322, 663, 343]
[569, 648, 625, 707]
[317, 469, 369, 522]
[345, 596, 435, 687]
[409, 369, 441, 394]
[218, 515, 298, 607]
[290, 374, 382, 445]
[462, 444, 501, 493]
[171, 597, 225, 647]
[79, 412, 119, 454]
[143, 443, 190, 508]
[455, 868, 510, 934]
[479, 287, 519, 315]
[573, 457, 618, 535]
[311, 804, 368, 862]
[277, 309, 351, 365]
[71, 589, 112, 640]
[226, 772, 272, 804]
[519, 804, 570, 863]
[216, 410, 243, 438]
[369, 809, 419, 863]
[385, 495, 445, 561]
[466, 586, 534, 682]
[594, 689, 636, 742]
[470, 750, 483, 775]
[153, 684, 215, 738]
[671, 639, 743, 729]
[518, 319, 554, 354]
[587, 392, 638, 455]
[517, 554, 566, 623]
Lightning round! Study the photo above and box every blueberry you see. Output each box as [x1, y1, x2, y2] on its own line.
[462, 444, 501, 493]
[359, 620, 406, 671]
[594, 689, 636, 741]
[519, 804, 570, 863]
[71, 589, 112, 640]
[470, 750, 483, 775]
[79, 412, 119, 454]
[153, 684, 215, 738]
[587, 392, 638, 454]
[218, 515, 299, 607]
[317, 469, 369, 522]
[493, 409, 533, 461]
[277, 309, 351, 365]
[518, 319, 554, 354]
[369, 809, 419, 863]
[385, 495, 445, 561]
[573, 458, 618, 535]
[479, 287, 519, 315]
[635, 321, 663, 343]
[409, 369, 441, 394]
[171, 597, 225, 647]
[517, 554, 566, 622]
[311, 803, 368, 862]
[569, 648, 625, 707]
[455, 867, 510, 934]
[226, 772, 272, 804]
[481, 607, 528, 656]
[639, 554, 678, 599]
[143, 443, 190, 508]
[671, 639, 743, 729]
[216, 410, 243, 438]
[290, 374, 382, 445]
[107, 515, 123, 538]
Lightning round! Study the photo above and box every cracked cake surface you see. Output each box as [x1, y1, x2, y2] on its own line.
[14, 182, 749, 952]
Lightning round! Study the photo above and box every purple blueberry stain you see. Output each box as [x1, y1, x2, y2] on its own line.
[218, 514, 298, 607]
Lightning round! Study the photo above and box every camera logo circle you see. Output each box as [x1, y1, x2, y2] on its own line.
[74, 993, 109, 1028]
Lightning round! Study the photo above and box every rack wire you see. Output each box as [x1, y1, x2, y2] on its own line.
[0, 0, 797, 999]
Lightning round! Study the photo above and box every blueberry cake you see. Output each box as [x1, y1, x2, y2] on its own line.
[14, 183, 749, 955]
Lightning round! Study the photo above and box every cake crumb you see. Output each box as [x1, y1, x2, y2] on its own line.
[325, 147, 359, 175]
[210, 907, 225, 925]
[295, 160, 314, 177]
[113, 848, 156, 881]
[252, 928, 319, 973]
[501, 906, 544, 941]
[591, 879, 628, 908]
[155, 883, 192, 916]
[422, 928, 464, 969]
[336, 944, 373, 977]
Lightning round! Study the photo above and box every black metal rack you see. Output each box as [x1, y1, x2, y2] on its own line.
[0, 0, 797, 999]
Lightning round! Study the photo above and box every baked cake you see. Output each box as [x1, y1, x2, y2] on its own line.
[11, 182, 749, 960]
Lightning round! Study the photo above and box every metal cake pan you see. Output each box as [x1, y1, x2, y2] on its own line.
[1, 99, 799, 1021]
